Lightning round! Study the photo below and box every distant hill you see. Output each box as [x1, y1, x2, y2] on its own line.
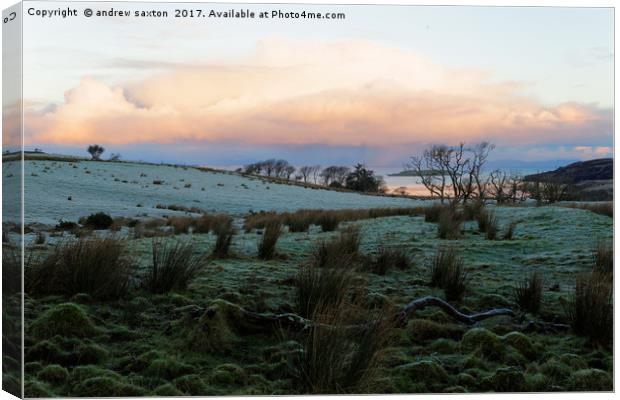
[524, 158, 612, 183]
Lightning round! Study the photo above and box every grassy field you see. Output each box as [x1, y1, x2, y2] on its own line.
[5, 201, 613, 396]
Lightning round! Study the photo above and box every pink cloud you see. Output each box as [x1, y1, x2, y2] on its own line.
[23, 39, 613, 149]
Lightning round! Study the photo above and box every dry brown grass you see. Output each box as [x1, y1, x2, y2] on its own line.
[293, 300, 394, 394]
[430, 246, 468, 302]
[25, 237, 134, 300]
[564, 271, 612, 347]
[258, 219, 283, 259]
[437, 208, 462, 240]
[311, 225, 361, 269]
[244, 207, 427, 232]
[167, 216, 194, 234]
[211, 215, 235, 258]
[365, 246, 411, 275]
[594, 240, 613, 275]
[561, 202, 612, 217]
[145, 239, 207, 294]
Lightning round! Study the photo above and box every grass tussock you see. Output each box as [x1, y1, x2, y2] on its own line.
[366, 246, 411, 275]
[311, 225, 361, 269]
[462, 200, 485, 221]
[484, 212, 499, 240]
[562, 202, 612, 218]
[593, 240, 613, 275]
[244, 207, 426, 232]
[145, 239, 207, 294]
[167, 216, 194, 234]
[437, 208, 462, 240]
[295, 264, 354, 319]
[424, 204, 447, 223]
[258, 219, 283, 260]
[211, 215, 235, 258]
[514, 271, 543, 314]
[502, 221, 517, 240]
[25, 237, 133, 300]
[317, 212, 340, 232]
[430, 246, 468, 302]
[564, 272, 612, 347]
[292, 301, 393, 394]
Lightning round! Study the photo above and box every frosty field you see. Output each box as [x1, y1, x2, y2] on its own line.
[2, 158, 613, 396]
[3, 160, 421, 225]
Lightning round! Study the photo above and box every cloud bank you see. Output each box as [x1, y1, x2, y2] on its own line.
[23, 38, 612, 151]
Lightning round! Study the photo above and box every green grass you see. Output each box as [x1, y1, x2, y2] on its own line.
[20, 205, 613, 396]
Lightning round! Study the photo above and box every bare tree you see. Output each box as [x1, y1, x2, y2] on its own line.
[406, 145, 448, 203]
[408, 142, 495, 203]
[283, 165, 296, 180]
[299, 166, 316, 183]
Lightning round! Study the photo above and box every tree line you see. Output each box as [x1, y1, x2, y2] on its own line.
[407, 142, 575, 204]
[242, 160, 387, 194]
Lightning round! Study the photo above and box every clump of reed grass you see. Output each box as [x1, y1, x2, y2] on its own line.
[513, 271, 543, 314]
[292, 300, 393, 394]
[593, 240, 613, 275]
[311, 225, 361, 268]
[564, 271, 612, 347]
[430, 246, 468, 301]
[25, 237, 133, 300]
[211, 215, 235, 258]
[34, 231, 46, 245]
[295, 264, 353, 319]
[502, 221, 517, 240]
[317, 212, 340, 232]
[145, 239, 207, 294]
[437, 208, 462, 240]
[285, 211, 313, 233]
[462, 200, 485, 221]
[484, 212, 499, 240]
[562, 202, 612, 218]
[258, 219, 282, 260]
[167, 216, 194, 234]
[366, 246, 411, 275]
[424, 204, 446, 223]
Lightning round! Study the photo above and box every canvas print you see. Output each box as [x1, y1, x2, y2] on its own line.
[2, 1, 614, 397]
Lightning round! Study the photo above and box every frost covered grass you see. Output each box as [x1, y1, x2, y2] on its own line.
[16, 160, 614, 396]
[14, 159, 422, 225]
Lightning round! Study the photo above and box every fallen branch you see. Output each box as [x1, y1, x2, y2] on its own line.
[184, 295, 515, 333]
[395, 295, 515, 327]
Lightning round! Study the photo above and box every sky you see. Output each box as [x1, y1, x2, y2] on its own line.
[5, 2, 614, 168]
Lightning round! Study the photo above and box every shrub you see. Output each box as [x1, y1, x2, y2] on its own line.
[502, 222, 517, 240]
[292, 302, 393, 393]
[437, 208, 462, 239]
[26, 237, 133, 300]
[145, 239, 207, 294]
[367, 246, 411, 275]
[564, 272, 612, 347]
[211, 216, 234, 258]
[593, 240, 613, 275]
[317, 212, 340, 232]
[513, 271, 543, 314]
[81, 212, 114, 230]
[430, 246, 468, 301]
[55, 220, 78, 231]
[258, 219, 282, 260]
